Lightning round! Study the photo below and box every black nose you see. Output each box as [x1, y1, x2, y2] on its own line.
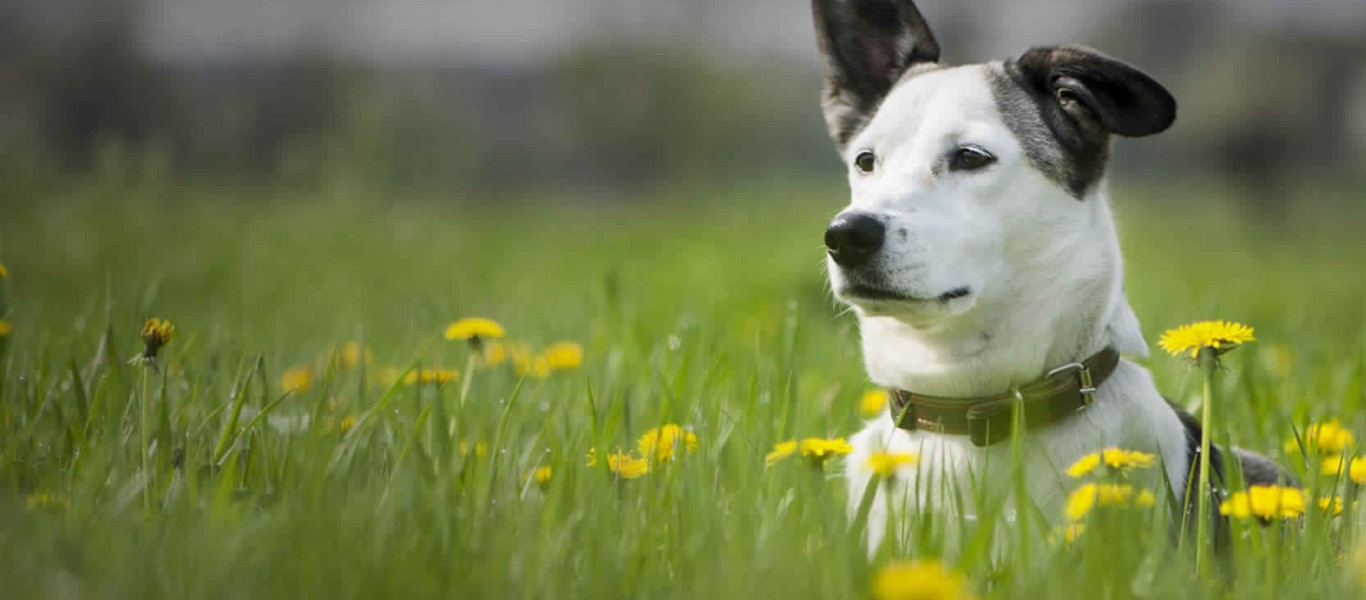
[825, 212, 885, 267]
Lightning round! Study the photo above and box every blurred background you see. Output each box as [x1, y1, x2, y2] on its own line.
[1, 0, 1363, 209]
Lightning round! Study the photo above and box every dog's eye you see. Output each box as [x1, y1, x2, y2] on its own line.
[950, 147, 996, 172]
[854, 151, 876, 174]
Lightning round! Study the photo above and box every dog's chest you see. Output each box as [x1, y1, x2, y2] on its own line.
[845, 365, 1190, 534]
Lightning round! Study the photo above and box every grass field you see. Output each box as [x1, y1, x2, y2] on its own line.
[2, 178, 1366, 599]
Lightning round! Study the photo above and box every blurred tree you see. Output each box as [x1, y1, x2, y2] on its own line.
[32, 0, 172, 171]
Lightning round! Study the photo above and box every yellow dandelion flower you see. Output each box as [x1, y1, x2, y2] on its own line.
[1322, 456, 1366, 484]
[861, 390, 890, 417]
[542, 342, 584, 370]
[612, 455, 649, 479]
[1065, 448, 1158, 478]
[587, 448, 649, 479]
[139, 317, 175, 360]
[871, 560, 977, 600]
[1287, 420, 1356, 455]
[1137, 489, 1157, 507]
[638, 424, 698, 462]
[533, 466, 553, 485]
[445, 318, 505, 341]
[1066, 454, 1102, 478]
[338, 416, 358, 434]
[341, 342, 372, 368]
[1158, 320, 1255, 358]
[800, 437, 854, 464]
[766, 440, 797, 466]
[1319, 496, 1345, 516]
[1066, 483, 1154, 521]
[865, 451, 918, 477]
[0, 319, 11, 337]
[1220, 486, 1309, 520]
[482, 341, 509, 366]
[281, 366, 313, 391]
[515, 353, 551, 378]
[26, 493, 70, 512]
[459, 441, 489, 457]
[0, 264, 6, 278]
[1066, 484, 1099, 521]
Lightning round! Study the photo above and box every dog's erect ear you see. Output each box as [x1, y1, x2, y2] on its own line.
[1013, 46, 1176, 139]
[812, 0, 940, 150]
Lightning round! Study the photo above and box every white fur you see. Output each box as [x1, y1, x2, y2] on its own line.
[829, 65, 1189, 551]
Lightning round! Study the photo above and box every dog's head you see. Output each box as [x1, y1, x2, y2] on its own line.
[814, 0, 1175, 331]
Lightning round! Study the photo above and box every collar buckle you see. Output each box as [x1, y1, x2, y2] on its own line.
[1047, 361, 1097, 406]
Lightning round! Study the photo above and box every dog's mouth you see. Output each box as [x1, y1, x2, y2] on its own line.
[843, 283, 972, 304]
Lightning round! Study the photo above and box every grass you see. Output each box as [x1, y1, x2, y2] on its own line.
[2, 178, 1365, 599]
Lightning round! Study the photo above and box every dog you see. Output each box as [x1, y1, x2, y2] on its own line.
[810, 0, 1288, 550]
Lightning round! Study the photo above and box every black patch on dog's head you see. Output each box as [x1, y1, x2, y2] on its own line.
[989, 46, 1177, 198]
[812, 0, 941, 150]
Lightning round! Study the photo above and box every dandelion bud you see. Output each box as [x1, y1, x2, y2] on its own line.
[140, 318, 175, 360]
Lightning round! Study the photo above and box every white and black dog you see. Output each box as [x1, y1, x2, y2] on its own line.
[811, 0, 1286, 549]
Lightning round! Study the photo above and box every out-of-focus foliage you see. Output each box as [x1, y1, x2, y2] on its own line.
[1, 0, 1362, 202]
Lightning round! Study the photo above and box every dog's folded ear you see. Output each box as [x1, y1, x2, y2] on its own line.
[1013, 46, 1176, 138]
[812, 0, 940, 150]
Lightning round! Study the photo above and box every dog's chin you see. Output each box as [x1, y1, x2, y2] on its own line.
[835, 284, 977, 323]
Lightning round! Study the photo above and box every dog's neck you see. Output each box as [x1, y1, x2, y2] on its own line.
[858, 192, 1147, 398]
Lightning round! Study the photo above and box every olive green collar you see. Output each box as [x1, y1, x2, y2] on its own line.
[889, 347, 1121, 447]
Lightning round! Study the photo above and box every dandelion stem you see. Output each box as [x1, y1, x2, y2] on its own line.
[1194, 347, 1218, 573]
[140, 363, 153, 513]
[458, 351, 476, 412]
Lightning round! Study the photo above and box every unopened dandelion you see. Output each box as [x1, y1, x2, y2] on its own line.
[533, 466, 553, 485]
[137, 317, 175, 364]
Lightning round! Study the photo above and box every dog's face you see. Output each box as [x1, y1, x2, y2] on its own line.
[814, 0, 1175, 329]
[826, 65, 1026, 325]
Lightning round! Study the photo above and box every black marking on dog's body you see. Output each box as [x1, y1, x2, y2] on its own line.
[1170, 402, 1295, 543]
[1173, 405, 1229, 543]
[988, 47, 1177, 199]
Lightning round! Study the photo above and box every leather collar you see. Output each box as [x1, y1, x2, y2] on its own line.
[889, 347, 1121, 447]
